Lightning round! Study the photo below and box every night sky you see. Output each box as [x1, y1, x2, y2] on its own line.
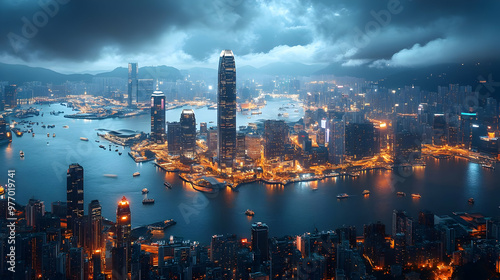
[1, 0, 499, 73]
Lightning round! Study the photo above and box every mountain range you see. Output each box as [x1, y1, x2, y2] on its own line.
[1, 61, 499, 96]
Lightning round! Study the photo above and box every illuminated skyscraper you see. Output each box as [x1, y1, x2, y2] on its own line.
[128, 63, 138, 107]
[217, 50, 237, 171]
[180, 109, 196, 158]
[89, 200, 102, 252]
[116, 196, 131, 249]
[151, 91, 166, 143]
[67, 163, 84, 235]
[328, 119, 345, 165]
[115, 196, 131, 278]
[264, 120, 289, 160]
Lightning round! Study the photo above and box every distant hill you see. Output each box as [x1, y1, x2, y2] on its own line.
[0, 63, 182, 84]
[0, 62, 93, 84]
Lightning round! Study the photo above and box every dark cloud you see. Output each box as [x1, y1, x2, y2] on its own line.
[0, 0, 498, 70]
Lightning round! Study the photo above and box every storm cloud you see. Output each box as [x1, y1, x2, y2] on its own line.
[0, 0, 498, 72]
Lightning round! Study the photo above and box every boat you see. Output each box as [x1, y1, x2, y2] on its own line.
[52, 133, 55, 137]
[251, 111, 262, 115]
[103, 174, 118, 178]
[164, 182, 172, 189]
[337, 193, 349, 199]
[62, 125, 69, 128]
[80, 137, 89, 141]
[41, 125, 46, 128]
[481, 164, 495, 170]
[468, 198, 474, 204]
[20, 150, 24, 158]
[397, 192, 406, 196]
[47, 133, 50, 137]
[118, 152, 122, 155]
[362, 190, 370, 195]
[245, 209, 255, 216]
[99, 145, 105, 148]
[142, 198, 155, 204]
[133, 172, 140, 177]
[32, 133, 35, 137]
[411, 193, 421, 198]
[115, 149, 119, 152]
[142, 188, 149, 194]
[95, 140, 100, 143]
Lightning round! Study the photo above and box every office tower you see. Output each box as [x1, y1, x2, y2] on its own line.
[112, 247, 126, 280]
[245, 134, 262, 161]
[328, 119, 345, 164]
[433, 114, 447, 145]
[236, 132, 246, 159]
[180, 109, 196, 158]
[345, 122, 375, 160]
[26, 198, 45, 231]
[116, 196, 131, 248]
[89, 200, 102, 252]
[150, 91, 166, 143]
[92, 251, 103, 280]
[392, 210, 408, 236]
[210, 234, 238, 276]
[116, 196, 131, 276]
[200, 122, 208, 134]
[363, 222, 386, 267]
[264, 120, 289, 160]
[251, 222, 269, 263]
[4, 85, 17, 109]
[67, 163, 84, 235]
[0, 116, 12, 144]
[167, 121, 182, 155]
[298, 254, 327, 280]
[217, 50, 237, 171]
[51, 201, 67, 219]
[317, 128, 326, 146]
[270, 237, 299, 279]
[128, 63, 138, 107]
[207, 127, 218, 154]
[69, 247, 84, 280]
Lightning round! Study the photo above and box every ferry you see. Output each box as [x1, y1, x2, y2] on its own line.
[468, 198, 475, 204]
[411, 193, 421, 198]
[251, 111, 262, 115]
[142, 188, 149, 194]
[142, 198, 155, 204]
[481, 164, 495, 170]
[47, 133, 50, 137]
[80, 137, 89, 141]
[337, 193, 349, 199]
[133, 172, 140, 177]
[245, 209, 255, 216]
[99, 145, 105, 149]
[118, 152, 122, 155]
[103, 174, 118, 178]
[362, 190, 370, 196]
[41, 125, 46, 128]
[397, 192, 406, 196]
[20, 150, 25, 158]
[52, 133, 56, 137]
[164, 182, 172, 189]
[32, 133, 35, 137]
[62, 125, 69, 128]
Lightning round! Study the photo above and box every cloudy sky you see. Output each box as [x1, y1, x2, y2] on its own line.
[0, 0, 499, 73]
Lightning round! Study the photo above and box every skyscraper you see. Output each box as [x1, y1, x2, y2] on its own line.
[180, 109, 196, 158]
[217, 50, 237, 171]
[67, 164, 84, 235]
[264, 120, 289, 160]
[89, 200, 102, 252]
[26, 198, 45, 231]
[116, 196, 131, 249]
[4, 85, 17, 109]
[328, 119, 345, 165]
[115, 196, 131, 277]
[150, 91, 166, 143]
[167, 121, 182, 155]
[251, 222, 269, 263]
[128, 63, 138, 107]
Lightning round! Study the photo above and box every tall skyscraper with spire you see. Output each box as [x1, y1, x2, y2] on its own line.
[67, 163, 84, 236]
[128, 63, 138, 107]
[217, 50, 237, 171]
[114, 196, 131, 278]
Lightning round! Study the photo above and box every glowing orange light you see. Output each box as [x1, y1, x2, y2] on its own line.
[121, 216, 127, 220]
[379, 122, 387, 128]
[241, 238, 248, 243]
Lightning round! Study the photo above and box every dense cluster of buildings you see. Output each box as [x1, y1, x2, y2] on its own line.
[2, 165, 500, 279]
